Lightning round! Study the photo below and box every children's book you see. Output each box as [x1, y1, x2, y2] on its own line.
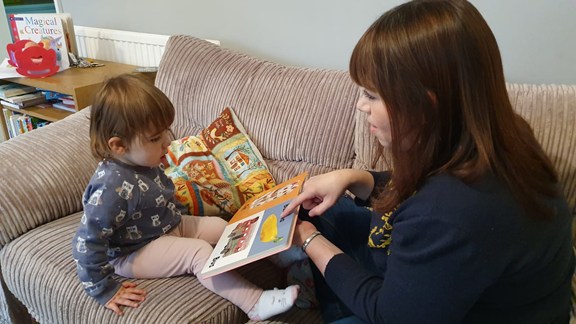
[1, 97, 46, 109]
[51, 101, 76, 112]
[199, 172, 307, 278]
[8, 13, 77, 72]
[0, 83, 37, 99]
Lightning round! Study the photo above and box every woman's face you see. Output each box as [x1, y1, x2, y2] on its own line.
[356, 88, 392, 148]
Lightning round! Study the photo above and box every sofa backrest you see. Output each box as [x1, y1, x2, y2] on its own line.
[353, 83, 576, 215]
[507, 84, 576, 214]
[155, 35, 360, 183]
[0, 109, 95, 247]
[156, 35, 575, 217]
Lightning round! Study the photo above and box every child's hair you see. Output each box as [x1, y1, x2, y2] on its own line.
[89, 74, 175, 159]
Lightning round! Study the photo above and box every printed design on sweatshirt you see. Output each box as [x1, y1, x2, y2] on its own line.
[155, 194, 166, 207]
[99, 227, 113, 239]
[87, 189, 103, 206]
[151, 214, 161, 227]
[368, 207, 396, 254]
[107, 247, 121, 257]
[126, 225, 143, 240]
[76, 237, 87, 253]
[154, 175, 165, 190]
[138, 178, 149, 192]
[115, 210, 126, 223]
[167, 201, 181, 218]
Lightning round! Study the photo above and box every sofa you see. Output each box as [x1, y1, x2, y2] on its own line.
[0, 35, 575, 324]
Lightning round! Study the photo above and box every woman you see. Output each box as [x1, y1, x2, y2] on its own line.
[282, 1, 574, 323]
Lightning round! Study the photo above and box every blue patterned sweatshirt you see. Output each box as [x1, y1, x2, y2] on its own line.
[72, 159, 185, 305]
[327, 172, 574, 323]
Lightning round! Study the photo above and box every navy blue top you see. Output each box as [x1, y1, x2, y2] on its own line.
[72, 159, 186, 305]
[326, 172, 574, 323]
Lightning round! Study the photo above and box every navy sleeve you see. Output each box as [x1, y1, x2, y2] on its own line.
[324, 215, 490, 323]
[72, 180, 127, 305]
[354, 171, 391, 206]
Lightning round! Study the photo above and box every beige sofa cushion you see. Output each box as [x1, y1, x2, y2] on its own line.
[0, 211, 321, 323]
[0, 108, 97, 248]
[155, 35, 360, 183]
[507, 83, 576, 213]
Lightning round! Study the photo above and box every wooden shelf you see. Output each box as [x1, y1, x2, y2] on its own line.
[1, 105, 73, 122]
[0, 60, 139, 141]
[5, 61, 138, 110]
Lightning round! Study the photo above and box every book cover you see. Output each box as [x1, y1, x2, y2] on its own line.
[8, 13, 72, 71]
[1, 96, 47, 109]
[2, 91, 43, 104]
[199, 172, 307, 278]
[51, 101, 76, 112]
[57, 13, 78, 56]
[0, 83, 37, 99]
[60, 96, 75, 106]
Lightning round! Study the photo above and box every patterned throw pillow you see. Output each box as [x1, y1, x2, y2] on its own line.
[163, 107, 276, 219]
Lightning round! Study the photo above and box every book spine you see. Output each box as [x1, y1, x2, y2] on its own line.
[2, 108, 15, 138]
[52, 102, 76, 112]
[1, 100, 20, 109]
[9, 114, 23, 136]
[25, 116, 33, 132]
[8, 14, 19, 42]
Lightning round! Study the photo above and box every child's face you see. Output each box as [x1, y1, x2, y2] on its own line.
[120, 128, 172, 168]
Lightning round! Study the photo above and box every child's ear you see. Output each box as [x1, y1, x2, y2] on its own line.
[108, 137, 127, 155]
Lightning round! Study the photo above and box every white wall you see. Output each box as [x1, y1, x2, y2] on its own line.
[0, 2, 10, 142]
[4, 0, 576, 85]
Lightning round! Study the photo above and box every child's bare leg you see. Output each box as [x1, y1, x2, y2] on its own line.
[112, 230, 298, 320]
[198, 271, 299, 320]
[178, 215, 300, 318]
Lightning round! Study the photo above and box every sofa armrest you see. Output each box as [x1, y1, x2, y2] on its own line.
[0, 108, 97, 247]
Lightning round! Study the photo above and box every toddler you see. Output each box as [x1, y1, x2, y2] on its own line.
[72, 74, 298, 320]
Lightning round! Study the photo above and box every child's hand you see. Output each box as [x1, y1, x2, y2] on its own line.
[105, 281, 147, 315]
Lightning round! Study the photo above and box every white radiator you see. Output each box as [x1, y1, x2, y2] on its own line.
[74, 26, 169, 67]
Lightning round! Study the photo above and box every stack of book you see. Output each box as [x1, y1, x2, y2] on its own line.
[0, 83, 47, 109]
[51, 95, 76, 112]
[41, 91, 76, 112]
[2, 108, 49, 139]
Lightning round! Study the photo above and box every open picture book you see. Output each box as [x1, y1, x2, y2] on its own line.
[200, 172, 307, 278]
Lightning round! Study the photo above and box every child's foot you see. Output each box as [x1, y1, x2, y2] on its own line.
[247, 285, 300, 320]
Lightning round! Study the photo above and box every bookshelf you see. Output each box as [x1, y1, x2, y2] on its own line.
[0, 60, 139, 140]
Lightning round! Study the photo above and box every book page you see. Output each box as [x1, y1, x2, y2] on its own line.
[200, 172, 307, 278]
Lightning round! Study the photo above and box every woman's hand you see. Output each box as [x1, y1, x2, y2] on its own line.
[295, 220, 344, 275]
[105, 281, 147, 315]
[294, 220, 319, 247]
[282, 169, 373, 218]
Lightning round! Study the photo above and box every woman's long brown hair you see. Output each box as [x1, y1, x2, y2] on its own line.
[350, 0, 559, 219]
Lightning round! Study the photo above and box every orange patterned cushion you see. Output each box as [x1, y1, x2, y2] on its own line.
[163, 107, 276, 219]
